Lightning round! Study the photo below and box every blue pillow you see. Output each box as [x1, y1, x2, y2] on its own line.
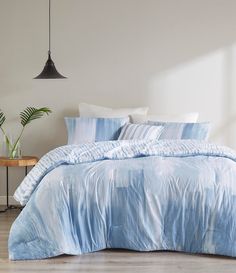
[147, 121, 211, 140]
[65, 117, 129, 144]
[118, 123, 163, 140]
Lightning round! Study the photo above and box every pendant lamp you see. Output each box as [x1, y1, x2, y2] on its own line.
[34, 0, 67, 79]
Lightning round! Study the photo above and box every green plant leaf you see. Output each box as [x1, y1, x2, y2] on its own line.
[0, 110, 6, 127]
[5, 135, 12, 150]
[20, 107, 52, 127]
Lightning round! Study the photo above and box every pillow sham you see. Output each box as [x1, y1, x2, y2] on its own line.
[79, 102, 148, 123]
[131, 112, 199, 123]
[118, 123, 163, 140]
[148, 121, 211, 140]
[65, 117, 129, 144]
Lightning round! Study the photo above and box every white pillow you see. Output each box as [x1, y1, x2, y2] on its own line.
[131, 112, 199, 123]
[118, 123, 163, 140]
[79, 103, 148, 123]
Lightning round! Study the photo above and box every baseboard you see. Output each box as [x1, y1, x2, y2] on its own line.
[0, 196, 19, 205]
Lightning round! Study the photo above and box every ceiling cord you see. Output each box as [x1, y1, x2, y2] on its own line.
[48, 0, 51, 54]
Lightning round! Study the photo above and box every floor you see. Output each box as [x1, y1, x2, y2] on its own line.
[1, 210, 236, 273]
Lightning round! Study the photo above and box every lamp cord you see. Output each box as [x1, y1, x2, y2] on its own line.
[49, 0, 51, 55]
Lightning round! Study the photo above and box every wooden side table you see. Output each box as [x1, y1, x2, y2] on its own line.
[0, 156, 38, 213]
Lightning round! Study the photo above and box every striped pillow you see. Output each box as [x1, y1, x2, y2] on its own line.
[118, 123, 163, 140]
[65, 117, 129, 144]
[148, 121, 211, 140]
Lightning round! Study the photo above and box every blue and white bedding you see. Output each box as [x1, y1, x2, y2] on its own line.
[8, 139, 236, 260]
[148, 121, 211, 140]
[65, 117, 129, 144]
[118, 123, 163, 140]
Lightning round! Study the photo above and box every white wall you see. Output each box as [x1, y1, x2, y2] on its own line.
[1, 0, 236, 201]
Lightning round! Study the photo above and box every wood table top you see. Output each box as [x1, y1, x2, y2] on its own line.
[0, 156, 39, 167]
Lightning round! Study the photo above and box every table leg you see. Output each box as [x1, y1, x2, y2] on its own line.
[6, 166, 9, 208]
[0, 167, 8, 213]
[0, 165, 31, 213]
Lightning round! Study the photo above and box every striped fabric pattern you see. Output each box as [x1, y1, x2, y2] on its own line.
[118, 123, 163, 140]
[65, 117, 129, 144]
[148, 121, 211, 140]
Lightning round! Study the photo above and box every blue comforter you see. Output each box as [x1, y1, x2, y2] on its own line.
[8, 140, 236, 260]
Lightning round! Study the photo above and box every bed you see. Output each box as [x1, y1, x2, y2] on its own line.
[8, 139, 236, 260]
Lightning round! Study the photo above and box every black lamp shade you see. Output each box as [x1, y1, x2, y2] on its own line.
[34, 53, 66, 79]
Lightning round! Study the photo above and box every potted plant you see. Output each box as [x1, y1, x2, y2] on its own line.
[0, 107, 52, 159]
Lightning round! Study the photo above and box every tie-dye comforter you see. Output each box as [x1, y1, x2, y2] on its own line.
[8, 140, 236, 260]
